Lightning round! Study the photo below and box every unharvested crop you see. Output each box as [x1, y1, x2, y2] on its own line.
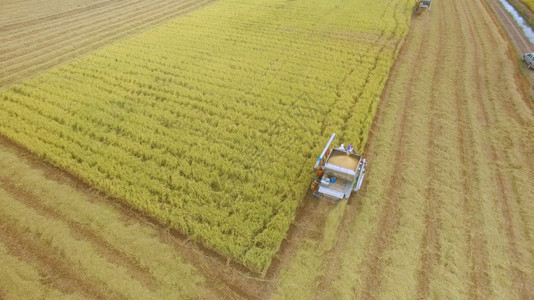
[0, 0, 410, 272]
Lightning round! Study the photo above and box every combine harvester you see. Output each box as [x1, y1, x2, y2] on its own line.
[414, 0, 432, 14]
[311, 133, 367, 204]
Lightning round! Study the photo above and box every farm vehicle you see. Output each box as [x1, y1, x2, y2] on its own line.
[311, 133, 367, 204]
[414, 0, 432, 14]
[523, 53, 534, 69]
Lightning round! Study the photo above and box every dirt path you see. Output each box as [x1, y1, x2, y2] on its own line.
[487, 0, 534, 98]
[0, 0, 216, 88]
[489, 0, 533, 53]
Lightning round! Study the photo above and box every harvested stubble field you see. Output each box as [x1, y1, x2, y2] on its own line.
[0, 142, 218, 299]
[1, 0, 534, 299]
[0, 0, 216, 88]
[273, 0, 534, 298]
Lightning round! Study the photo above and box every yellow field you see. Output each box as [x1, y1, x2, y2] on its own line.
[0, 0, 411, 273]
[0, 0, 533, 298]
[520, 0, 534, 11]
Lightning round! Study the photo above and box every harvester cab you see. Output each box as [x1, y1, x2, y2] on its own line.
[414, 0, 432, 14]
[311, 133, 367, 204]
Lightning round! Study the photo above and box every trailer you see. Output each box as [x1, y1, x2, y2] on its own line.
[311, 133, 367, 204]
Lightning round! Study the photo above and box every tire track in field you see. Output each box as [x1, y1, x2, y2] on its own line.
[451, 0, 492, 297]
[0, 176, 158, 292]
[488, 136, 534, 297]
[462, 0, 534, 297]
[0, 206, 108, 299]
[415, 5, 446, 298]
[491, 155, 534, 298]
[357, 9, 429, 299]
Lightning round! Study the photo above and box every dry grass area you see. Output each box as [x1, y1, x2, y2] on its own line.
[0, 0, 215, 88]
[0, 140, 220, 299]
[274, 0, 534, 298]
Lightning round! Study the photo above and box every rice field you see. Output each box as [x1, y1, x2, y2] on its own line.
[0, 0, 533, 298]
[0, 0, 411, 273]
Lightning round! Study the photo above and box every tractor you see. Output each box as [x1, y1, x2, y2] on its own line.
[414, 0, 432, 14]
[311, 133, 367, 204]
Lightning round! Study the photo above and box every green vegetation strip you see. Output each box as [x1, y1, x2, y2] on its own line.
[520, 0, 534, 11]
[0, 0, 409, 272]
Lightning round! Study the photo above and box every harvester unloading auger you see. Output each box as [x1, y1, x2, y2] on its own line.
[311, 133, 367, 204]
[414, 0, 432, 14]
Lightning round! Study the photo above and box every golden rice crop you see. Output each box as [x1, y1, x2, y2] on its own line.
[0, 0, 410, 272]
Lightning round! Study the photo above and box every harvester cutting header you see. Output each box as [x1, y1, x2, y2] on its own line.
[311, 133, 367, 204]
